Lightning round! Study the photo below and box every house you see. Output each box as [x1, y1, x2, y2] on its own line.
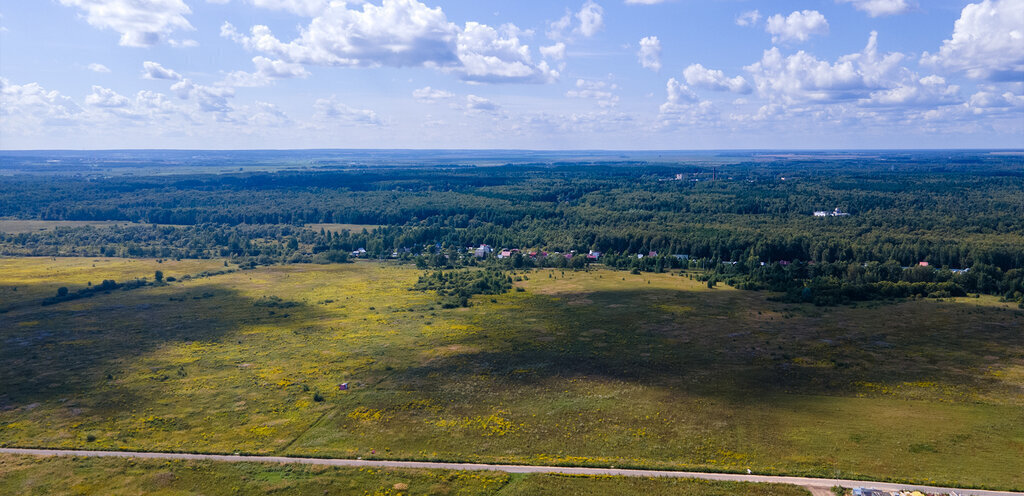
[814, 208, 851, 217]
[779, 260, 791, 266]
[587, 250, 601, 260]
[673, 254, 690, 261]
[919, 261, 930, 267]
[648, 251, 658, 257]
[350, 247, 367, 257]
[474, 244, 492, 258]
[497, 249, 520, 259]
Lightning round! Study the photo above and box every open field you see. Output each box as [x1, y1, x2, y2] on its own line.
[304, 223, 383, 234]
[0, 220, 180, 234]
[0, 258, 1022, 489]
[0, 454, 812, 496]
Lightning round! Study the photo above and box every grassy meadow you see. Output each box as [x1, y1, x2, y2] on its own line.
[0, 258, 1022, 489]
[0, 454, 810, 496]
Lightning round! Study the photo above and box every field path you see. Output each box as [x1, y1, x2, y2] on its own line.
[1, 448, 1020, 495]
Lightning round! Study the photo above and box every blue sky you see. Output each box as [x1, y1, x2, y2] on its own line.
[1, 0, 1021, 149]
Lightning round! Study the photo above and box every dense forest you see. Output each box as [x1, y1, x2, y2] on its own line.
[1, 153, 1022, 306]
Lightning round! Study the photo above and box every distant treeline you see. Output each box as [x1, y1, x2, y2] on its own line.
[1, 159, 1021, 306]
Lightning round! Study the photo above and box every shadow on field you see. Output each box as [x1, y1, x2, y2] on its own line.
[390, 288, 1024, 398]
[0, 281, 324, 412]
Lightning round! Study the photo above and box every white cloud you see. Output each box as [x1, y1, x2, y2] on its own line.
[546, 12, 573, 41]
[921, 0, 1024, 81]
[540, 43, 566, 61]
[457, 22, 558, 83]
[85, 86, 130, 108]
[576, 1, 604, 37]
[222, 0, 556, 84]
[736, 10, 761, 27]
[765, 10, 829, 44]
[413, 86, 454, 102]
[170, 79, 235, 113]
[745, 32, 905, 104]
[0, 78, 84, 127]
[658, 77, 697, 115]
[249, 0, 328, 17]
[168, 38, 199, 48]
[313, 96, 384, 126]
[142, 61, 182, 80]
[658, 78, 716, 128]
[222, 56, 310, 87]
[638, 36, 662, 72]
[683, 63, 752, 93]
[836, 0, 912, 17]
[220, 0, 459, 68]
[968, 89, 1024, 108]
[87, 63, 111, 73]
[861, 74, 961, 107]
[465, 94, 500, 114]
[58, 0, 193, 47]
[566, 78, 619, 108]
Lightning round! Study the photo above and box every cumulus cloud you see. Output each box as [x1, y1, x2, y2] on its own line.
[745, 31, 905, 104]
[458, 22, 558, 83]
[313, 96, 384, 125]
[465, 95, 500, 114]
[566, 79, 619, 108]
[921, 0, 1024, 81]
[222, 0, 556, 84]
[413, 86, 454, 102]
[657, 78, 716, 128]
[58, 0, 193, 47]
[142, 61, 182, 80]
[861, 74, 961, 107]
[576, 1, 604, 37]
[736, 10, 761, 27]
[87, 63, 111, 73]
[0, 78, 84, 127]
[765, 10, 829, 44]
[247, 0, 328, 16]
[85, 86, 130, 108]
[638, 36, 662, 72]
[683, 64, 751, 93]
[836, 0, 912, 17]
[222, 56, 310, 87]
[548, 1, 604, 40]
[170, 79, 235, 113]
[540, 43, 566, 61]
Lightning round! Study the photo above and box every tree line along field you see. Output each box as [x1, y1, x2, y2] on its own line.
[0, 455, 811, 496]
[1, 258, 1021, 490]
[1, 158, 1022, 307]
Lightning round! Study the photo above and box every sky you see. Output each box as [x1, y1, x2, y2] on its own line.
[0, 0, 1022, 150]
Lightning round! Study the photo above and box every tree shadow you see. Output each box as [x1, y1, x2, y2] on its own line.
[0, 280, 321, 413]
[386, 287, 1024, 399]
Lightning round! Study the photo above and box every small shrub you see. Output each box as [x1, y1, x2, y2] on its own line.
[313, 392, 325, 402]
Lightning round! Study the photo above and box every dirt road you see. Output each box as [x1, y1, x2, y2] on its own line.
[0, 448, 1018, 496]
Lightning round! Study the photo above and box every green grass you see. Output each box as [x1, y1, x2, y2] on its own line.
[0, 454, 810, 496]
[0, 220, 183, 234]
[0, 258, 1022, 489]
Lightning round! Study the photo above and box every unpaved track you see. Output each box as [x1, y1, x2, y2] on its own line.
[1, 448, 1019, 496]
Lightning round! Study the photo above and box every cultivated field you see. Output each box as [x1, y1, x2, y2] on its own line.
[0, 258, 1021, 489]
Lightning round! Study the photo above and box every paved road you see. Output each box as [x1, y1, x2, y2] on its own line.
[1, 448, 1019, 496]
